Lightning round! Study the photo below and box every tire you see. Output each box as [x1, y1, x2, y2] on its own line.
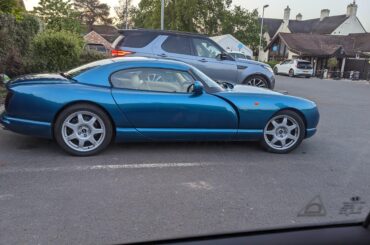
[244, 75, 270, 89]
[289, 69, 294, 77]
[54, 103, 113, 156]
[261, 110, 305, 154]
[273, 67, 278, 75]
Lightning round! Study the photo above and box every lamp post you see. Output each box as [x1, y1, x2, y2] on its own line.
[161, 0, 164, 30]
[259, 4, 269, 61]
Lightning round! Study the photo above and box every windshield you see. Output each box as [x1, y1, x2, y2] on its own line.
[190, 66, 224, 92]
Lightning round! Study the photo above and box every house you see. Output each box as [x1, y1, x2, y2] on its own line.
[259, 1, 367, 62]
[266, 32, 370, 78]
[210, 34, 253, 58]
[83, 25, 120, 51]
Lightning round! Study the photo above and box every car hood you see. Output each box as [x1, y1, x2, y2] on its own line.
[236, 59, 268, 67]
[7, 73, 71, 88]
[223, 85, 282, 95]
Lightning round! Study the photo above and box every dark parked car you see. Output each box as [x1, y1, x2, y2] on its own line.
[111, 29, 275, 89]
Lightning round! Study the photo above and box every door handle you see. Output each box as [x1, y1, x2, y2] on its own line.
[198, 58, 207, 63]
[157, 53, 167, 57]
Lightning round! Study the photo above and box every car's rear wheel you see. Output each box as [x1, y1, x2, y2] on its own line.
[273, 67, 278, 75]
[54, 104, 113, 156]
[261, 110, 305, 154]
[244, 75, 269, 88]
[289, 69, 294, 77]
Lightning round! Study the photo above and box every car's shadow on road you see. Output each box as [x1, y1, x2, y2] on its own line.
[0, 130, 315, 167]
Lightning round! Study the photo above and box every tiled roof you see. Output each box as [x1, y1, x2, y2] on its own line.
[270, 32, 370, 57]
[259, 18, 283, 37]
[260, 15, 349, 37]
[289, 15, 349, 34]
[84, 25, 119, 43]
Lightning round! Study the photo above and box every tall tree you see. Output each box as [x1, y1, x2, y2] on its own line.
[221, 6, 263, 53]
[115, 0, 134, 29]
[131, 0, 231, 35]
[33, 0, 82, 33]
[0, 0, 25, 18]
[73, 0, 112, 31]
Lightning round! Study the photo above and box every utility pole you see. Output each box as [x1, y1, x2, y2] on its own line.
[125, 0, 128, 29]
[161, 0, 164, 30]
[259, 4, 269, 61]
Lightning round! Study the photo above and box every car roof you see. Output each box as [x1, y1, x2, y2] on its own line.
[109, 56, 191, 69]
[73, 57, 193, 87]
[117, 28, 207, 38]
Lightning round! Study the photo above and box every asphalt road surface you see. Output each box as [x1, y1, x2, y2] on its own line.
[1, 76, 370, 244]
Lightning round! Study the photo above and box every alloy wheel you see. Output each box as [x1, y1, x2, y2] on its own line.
[263, 115, 300, 150]
[61, 111, 106, 152]
[246, 77, 267, 88]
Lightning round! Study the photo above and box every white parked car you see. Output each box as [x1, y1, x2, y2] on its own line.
[273, 59, 313, 78]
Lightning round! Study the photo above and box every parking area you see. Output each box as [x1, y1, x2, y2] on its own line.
[0, 76, 370, 244]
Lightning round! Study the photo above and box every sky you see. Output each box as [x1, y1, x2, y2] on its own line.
[23, 0, 369, 31]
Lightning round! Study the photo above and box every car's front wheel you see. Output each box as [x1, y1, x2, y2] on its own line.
[289, 69, 294, 77]
[273, 67, 278, 75]
[261, 110, 305, 153]
[54, 103, 113, 156]
[244, 75, 269, 88]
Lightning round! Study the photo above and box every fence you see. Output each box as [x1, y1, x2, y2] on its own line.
[315, 70, 370, 81]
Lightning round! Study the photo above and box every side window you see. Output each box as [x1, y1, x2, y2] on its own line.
[111, 68, 195, 93]
[162, 36, 192, 55]
[192, 38, 222, 59]
[119, 32, 158, 48]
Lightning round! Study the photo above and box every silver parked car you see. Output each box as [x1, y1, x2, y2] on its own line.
[112, 29, 275, 89]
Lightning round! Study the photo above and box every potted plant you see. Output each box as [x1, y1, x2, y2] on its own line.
[327, 57, 339, 79]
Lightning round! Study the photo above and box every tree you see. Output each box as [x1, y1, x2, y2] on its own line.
[33, 0, 82, 33]
[0, 0, 25, 19]
[74, 0, 112, 31]
[115, 0, 134, 29]
[131, 0, 231, 35]
[221, 6, 263, 53]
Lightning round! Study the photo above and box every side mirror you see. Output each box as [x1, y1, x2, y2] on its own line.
[193, 81, 204, 95]
[217, 52, 230, 61]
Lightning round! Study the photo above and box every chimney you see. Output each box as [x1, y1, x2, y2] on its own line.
[320, 9, 330, 21]
[346, 1, 358, 17]
[284, 6, 290, 22]
[296, 13, 302, 21]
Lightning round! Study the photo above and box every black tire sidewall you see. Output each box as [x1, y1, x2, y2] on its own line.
[273, 67, 278, 75]
[289, 69, 294, 77]
[54, 103, 113, 156]
[261, 110, 306, 154]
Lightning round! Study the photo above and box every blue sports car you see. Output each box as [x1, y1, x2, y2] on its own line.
[0, 57, 319, 156]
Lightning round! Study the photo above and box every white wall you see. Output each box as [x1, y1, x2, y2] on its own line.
[332, 17, 366, 35]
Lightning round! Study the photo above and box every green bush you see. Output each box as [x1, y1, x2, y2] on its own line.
[265, 60, 280, 68]
[31, 30, 83, 72]
[78, 50, 109, 65]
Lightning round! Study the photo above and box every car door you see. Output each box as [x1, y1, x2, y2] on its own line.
[190, 37, 238, 83]
[279, 60, 290, 74]
[110, 67, 238, 141]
